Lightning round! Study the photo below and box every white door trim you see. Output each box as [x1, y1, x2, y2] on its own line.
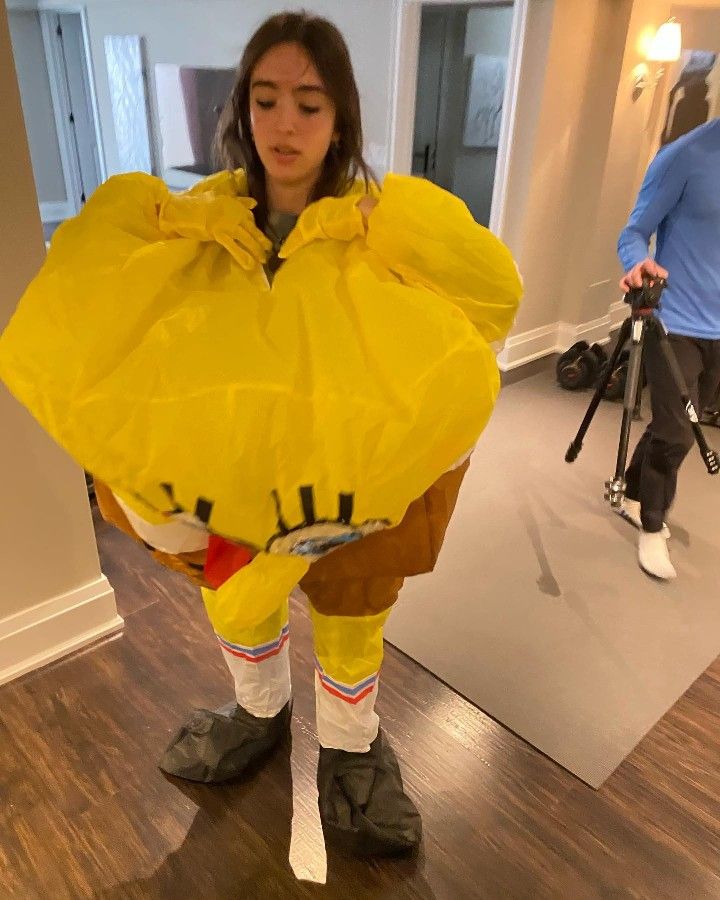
[39, 9, 81, 215]
[38, 5, 106, 217]
[487, 0, 527, 237]
[77, 5, 107, 183]
[388, 0, 528, 239]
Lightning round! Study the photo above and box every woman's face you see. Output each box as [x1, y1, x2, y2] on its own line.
[249, 42, 338, 194]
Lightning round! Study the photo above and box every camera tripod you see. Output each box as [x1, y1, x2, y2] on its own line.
[565, 278, 720, 507]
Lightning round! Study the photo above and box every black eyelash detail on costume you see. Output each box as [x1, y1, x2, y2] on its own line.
[338, 493, 354, 525]
[160, 482, 183, 513]
[299, 486, 316, 525]
[194, 498, 214, 525]
[271, 489, 290, 535]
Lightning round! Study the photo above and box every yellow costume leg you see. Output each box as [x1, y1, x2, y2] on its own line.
[302, 462, 469, 754]
[159, 591, 293, 782]
[310, 605, 392, 752]
[311, 600, 423, 858]
[201, 588, 291, 718]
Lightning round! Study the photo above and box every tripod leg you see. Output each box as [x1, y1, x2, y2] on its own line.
[565, 317, 632, 463]
[633, 344, 646, 420]
[607, 317, 645, 504]
[652, 321, 720, 475]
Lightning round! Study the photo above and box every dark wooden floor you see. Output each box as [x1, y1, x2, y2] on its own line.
[1, 504, 718, 899]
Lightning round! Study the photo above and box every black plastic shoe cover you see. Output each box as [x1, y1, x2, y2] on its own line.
[317, 728, 422, 857]
[159, 701, 291, 783]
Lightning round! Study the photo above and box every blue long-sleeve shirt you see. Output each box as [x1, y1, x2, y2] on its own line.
[618, 118, 720, 339]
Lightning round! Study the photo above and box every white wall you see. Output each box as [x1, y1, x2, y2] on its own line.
[500, 0, 628, 337]
[497, 0, 555, 257]
[671, 4, 720, 48]
[1, 3, 121, 684]
[497, 0, 682, 369]
[7, 8, 66, 204]
[556, 0, 640, 329]
[577, 0, 674, 329]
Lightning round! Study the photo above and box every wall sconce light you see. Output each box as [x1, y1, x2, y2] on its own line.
[633, 18, 682, 97]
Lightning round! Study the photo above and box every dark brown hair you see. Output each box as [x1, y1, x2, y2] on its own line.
[214, 11, 374, 228]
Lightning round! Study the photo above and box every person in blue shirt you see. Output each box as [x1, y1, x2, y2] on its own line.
[617, 118, 720, 580]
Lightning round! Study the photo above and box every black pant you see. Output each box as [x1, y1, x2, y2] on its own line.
[625, 331, 720, 532]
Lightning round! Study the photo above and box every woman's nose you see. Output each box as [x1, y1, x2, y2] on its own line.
[275, 100, 298, 134]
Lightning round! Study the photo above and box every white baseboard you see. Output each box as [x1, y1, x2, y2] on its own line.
[496, 322, 559, 371]
[557, 313, 613, 350]
[39, 200, 73, 223]
[0, 575, 123, 686]
[497, 307, 621, 372]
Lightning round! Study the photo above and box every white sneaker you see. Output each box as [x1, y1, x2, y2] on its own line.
[616, 498, 670, 539]
[638, 530, 677, 580]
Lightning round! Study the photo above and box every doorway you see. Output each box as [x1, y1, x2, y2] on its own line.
[411, 2, 514, 226]
[8, 7, 104, 241]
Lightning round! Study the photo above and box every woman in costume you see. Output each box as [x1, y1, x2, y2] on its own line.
[0, 12, 522, 857]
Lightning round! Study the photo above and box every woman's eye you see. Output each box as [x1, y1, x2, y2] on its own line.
[255, 99, 275, 110]
[299, 105, 321, 116]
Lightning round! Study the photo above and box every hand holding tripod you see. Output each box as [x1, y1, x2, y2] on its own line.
[565, 278, 720, 507]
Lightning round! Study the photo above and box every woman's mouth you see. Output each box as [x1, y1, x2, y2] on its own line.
[271, 146, 301, 165]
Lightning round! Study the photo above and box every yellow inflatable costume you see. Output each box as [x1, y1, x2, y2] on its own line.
[0, 170, 521, 829]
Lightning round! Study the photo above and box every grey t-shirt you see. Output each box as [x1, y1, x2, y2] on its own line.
[264, 211, 298, 282]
